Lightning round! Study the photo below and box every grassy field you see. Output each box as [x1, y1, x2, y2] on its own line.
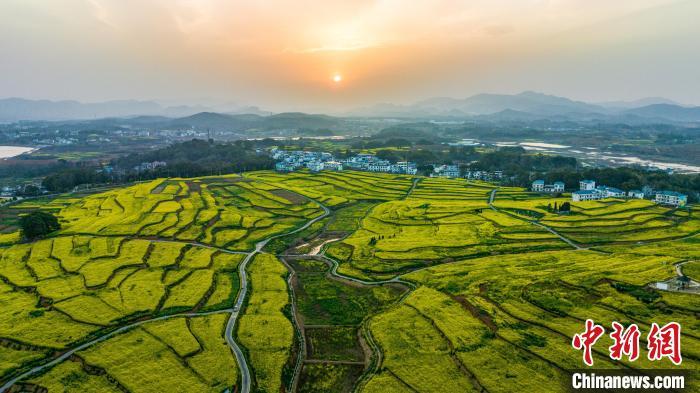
[1, 170, 697, 392]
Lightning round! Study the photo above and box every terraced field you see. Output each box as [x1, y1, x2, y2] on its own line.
[0, 175, 324, 393]
[1, 170, 697, 392]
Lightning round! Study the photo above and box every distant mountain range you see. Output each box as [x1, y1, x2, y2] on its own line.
[2, 92, 699, 124]
[0, 98, 269, 122]
[348, 91, 700, 123]
[164, 112, 340, 132]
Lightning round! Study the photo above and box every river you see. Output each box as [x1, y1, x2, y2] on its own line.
[0, 146, 35, 159]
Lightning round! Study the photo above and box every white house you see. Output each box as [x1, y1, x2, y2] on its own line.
[323, 161, 343, 171]
[655, 191, 688, 207]
[572, 190, 602, 202]
[368, 160, 391, 172]
[275, 161, 298, 172]
[597, 186, 625, 198]
[580, 180, 596, 191]
[433, 165, 460, 178]
[531, 180, 545, 192]
[393, 161, 418, 175]
[628, 190, 645, 199]
[546, 181, 565, 193]
[306, 161, 324, 172]
[533, 180, 564, 193]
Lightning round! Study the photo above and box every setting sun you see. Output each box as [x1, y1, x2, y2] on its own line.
[332, 74, 343, 83]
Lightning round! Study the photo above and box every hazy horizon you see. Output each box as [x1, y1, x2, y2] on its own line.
[2, 0, 700, 113]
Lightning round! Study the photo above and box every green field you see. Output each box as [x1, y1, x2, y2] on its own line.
[0, 170, 697, 392]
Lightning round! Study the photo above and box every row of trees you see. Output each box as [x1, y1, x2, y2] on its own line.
[39, 139, 275, 191]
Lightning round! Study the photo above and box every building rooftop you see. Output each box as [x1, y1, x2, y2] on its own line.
[657, 191, 687, 197]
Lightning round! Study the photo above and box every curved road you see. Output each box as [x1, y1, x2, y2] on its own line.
[224, 202, 331, 393]
[0, 309, 232, 393]
[0, 203, 330, 393]
[488, 188, 582, 250]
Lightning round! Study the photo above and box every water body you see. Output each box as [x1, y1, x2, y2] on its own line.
[486, 140, 700, 173]
[0, 146, 35, 159]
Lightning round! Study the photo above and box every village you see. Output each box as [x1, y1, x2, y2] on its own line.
[271, 148, 504, 181]
[532, 179, 687, 207]
[270, 149, 689, 208]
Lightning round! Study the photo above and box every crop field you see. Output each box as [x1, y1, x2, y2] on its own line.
[408, 177, 497, 200]
[237, 253, 294, 393]
[360, 250, 700, 392]
[285, 256, 407, 392]
[1, 170, 697, 393]
[326, 198, 567, 278]
[246, 170, 414, 205]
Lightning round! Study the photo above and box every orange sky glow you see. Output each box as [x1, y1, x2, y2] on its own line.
[1, 0, 698, 111]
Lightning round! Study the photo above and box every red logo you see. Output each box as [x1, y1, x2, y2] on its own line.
[609, 322, 640, 362]
[572, 320, 682, 366]
[572, 319, 605, 366]
[647, 322, 682, 365]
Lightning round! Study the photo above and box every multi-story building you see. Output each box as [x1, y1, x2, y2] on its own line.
[572, 190, 602, 202]
[323, 161, 343, 171]
[306, 161, 324, 172]
[392, 161, 418, 175]
[597, 186, 625, 198]
[655, 191, 688, 207]
[433, 165, 460, 178]
[531, 180, 545, 192]
[628, 190, 645, 199]
[532, 180, 564, 193]
[580, 180, 596, 190]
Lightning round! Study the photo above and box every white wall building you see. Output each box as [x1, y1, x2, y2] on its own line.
[572, 190, 602, 202]
[532, 180, 545, 192]
[655, 191, 688, 207]
[628, 190, 645, 199]
[580, 180, 596, 190]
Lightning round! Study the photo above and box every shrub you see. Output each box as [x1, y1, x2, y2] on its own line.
[20, 211, 61, 240]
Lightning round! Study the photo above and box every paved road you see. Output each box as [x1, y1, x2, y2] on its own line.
[0, 205, 330, 393]
[0, 309, 232, 393]
[224, 205, 331, 393]
[404, 178, 421, 199]
[488, 188, 582, 250]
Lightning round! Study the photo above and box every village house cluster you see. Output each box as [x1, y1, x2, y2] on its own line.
[271, 149, 506, 180]
[272, 149, 418, 175]
[133, 161, 167, 173]
[531, 179, 688, 207]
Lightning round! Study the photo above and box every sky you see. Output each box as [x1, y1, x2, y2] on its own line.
[1, 0, 699, 112]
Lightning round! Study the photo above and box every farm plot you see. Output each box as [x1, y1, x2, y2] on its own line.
[539, 200, 699, 245]
[360, 249, 700, 392]
[326, 199, 568, 277]
[246, 170, 414, 205]
[25, 314, 237, 393]
[0, 235, 242, 381]
[285, 256, 407, 392]
[408, 177, 496, 201]
[236, 253, 294, 393]
[56, 177, 323, 251]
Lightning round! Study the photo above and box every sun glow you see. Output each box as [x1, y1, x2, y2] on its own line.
[332, 74, 343, 83]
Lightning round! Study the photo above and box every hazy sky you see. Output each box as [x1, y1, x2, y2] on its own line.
[1, 0, 699, 112]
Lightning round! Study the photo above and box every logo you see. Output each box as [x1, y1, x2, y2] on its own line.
[572, 319, 682, 366]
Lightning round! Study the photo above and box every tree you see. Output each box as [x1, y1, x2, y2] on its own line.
[20, 211, 60, 240]
[559, 202, 571, 212]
